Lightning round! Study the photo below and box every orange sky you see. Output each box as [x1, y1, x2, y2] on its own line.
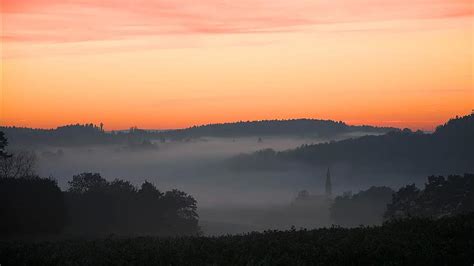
[1, 0, 473, 130]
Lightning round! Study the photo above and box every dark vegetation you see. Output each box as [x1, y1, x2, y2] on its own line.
[328, 173, 474, 226]
[385, 173, 474, 220]
[0, 173, 199, 238]
[65, 173, 199, 237]
[0, 177, 67, 237]
[1, 214, 473, 265]
[0, 124, 131, 147]
[0, 134, 199, 238]
[0, 119, 396, 147]
[230, 114, 474, 176]
[155, 119, 395, 140]
[330, 186, 394, 227]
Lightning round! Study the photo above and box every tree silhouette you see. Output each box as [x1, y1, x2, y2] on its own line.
[384, 184, 420, 219]
[65, 173, 200, 236]
[68, 172, 108, 193]
[0, 151, 36, 179]
[385, 174, 474, 220]
[330, 186, 394, 226]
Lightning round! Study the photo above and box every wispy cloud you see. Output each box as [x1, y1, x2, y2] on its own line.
[2, 0, 472, 48]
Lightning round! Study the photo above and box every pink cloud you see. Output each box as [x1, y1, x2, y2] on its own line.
[1, 0, 472, 44]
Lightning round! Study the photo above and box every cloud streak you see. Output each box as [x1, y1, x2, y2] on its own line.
[1, 0, 472, 53]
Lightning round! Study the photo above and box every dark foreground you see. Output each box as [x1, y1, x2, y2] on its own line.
[1, 214, 473, 266]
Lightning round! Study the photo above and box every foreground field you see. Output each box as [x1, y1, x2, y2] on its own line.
[1, 214, 473, 266]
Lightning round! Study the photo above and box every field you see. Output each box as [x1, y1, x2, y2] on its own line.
[1, 214, 473, 266]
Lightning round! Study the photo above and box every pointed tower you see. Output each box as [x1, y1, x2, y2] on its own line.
[325, 167, 332, 197]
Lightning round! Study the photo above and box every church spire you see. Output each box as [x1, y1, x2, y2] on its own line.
[325, 167, 332, 197]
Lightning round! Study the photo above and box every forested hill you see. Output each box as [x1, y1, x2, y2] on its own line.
[0, 119, 396, 147]
[0, 124, 116, 147]
[229, 114, 474, 175]
[158, 119, 396, 139]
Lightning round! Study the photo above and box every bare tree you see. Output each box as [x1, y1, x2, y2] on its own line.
[0, 151, 37, 179]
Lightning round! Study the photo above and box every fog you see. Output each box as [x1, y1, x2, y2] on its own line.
[36, 136, 323, 205]
[21, 132, 414, 235]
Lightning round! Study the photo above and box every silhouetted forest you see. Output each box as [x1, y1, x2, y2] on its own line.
[1, 213, 473, 265]
[0, 124, 161, 147]
[230, 114, 474, 176]
[0, 173, 199, 238]
[155, 119, 396, 140]
[1, 119, 396, 147]
[66, 173, 199, 236]
[1, 133, 199, 238]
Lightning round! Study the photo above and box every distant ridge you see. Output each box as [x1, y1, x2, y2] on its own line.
[0, 119, 397, 147]
[229, 114, 474, 177]
[158, 119, 397, 139]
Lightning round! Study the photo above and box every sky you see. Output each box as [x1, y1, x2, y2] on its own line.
[1, 0, 473, 130]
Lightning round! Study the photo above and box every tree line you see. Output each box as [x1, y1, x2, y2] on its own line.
[0, 132, 199, 238]
[157, 119, 395, 140]
[0, 173, 200, 238]
[230, 114, 474, 177]
[0, 119, 396, 147]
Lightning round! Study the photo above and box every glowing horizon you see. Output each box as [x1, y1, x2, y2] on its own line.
[1, 0, 473, 131]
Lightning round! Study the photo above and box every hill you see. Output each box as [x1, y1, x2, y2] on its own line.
[229, 114, 474, 177]
[156, 119, 396, 140]
[0, 119, 396, 147]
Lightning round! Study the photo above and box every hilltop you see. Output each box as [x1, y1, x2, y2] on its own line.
[0, 119, 396, 147]
[229, 114, 474, 177]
